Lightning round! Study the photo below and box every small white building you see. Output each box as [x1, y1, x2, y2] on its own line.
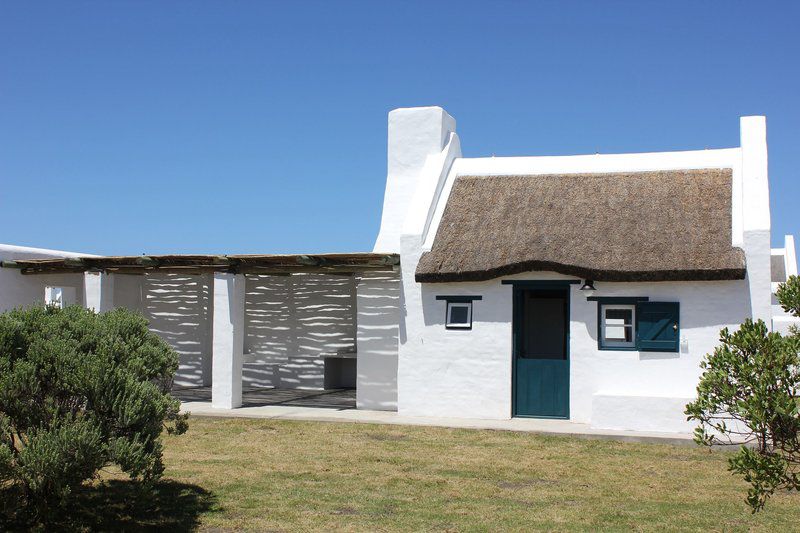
[2, 106, 798, 434]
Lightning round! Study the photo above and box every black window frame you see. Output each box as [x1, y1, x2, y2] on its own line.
[436, 295, 482, 330]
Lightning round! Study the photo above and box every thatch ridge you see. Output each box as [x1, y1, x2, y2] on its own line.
[415, 169, 746, 283]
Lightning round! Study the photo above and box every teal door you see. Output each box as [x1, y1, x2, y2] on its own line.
[513, 287, 570, 418]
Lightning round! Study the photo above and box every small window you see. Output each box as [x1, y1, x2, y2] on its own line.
[591, 297, 680, 352]
[446, 301, 472, 328]
[600, 304, 635, 349]
[436, 295, 482, 330]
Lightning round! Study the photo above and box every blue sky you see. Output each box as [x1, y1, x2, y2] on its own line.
[1, 1, 798, 255]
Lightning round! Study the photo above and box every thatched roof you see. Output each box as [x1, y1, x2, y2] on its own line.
[416, 169, 746, 283]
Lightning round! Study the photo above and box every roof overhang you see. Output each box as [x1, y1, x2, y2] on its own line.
[1, 253, 400, 276]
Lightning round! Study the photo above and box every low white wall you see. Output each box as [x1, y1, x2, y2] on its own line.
[590, 394, 696, 434]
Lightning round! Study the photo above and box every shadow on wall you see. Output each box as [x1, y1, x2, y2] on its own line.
[243, 274, 357, 390]
[144, 273, 213, 388]
[356, 271, 401, 410]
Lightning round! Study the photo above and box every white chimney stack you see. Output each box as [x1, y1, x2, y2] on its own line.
[373, 106, 457, 252]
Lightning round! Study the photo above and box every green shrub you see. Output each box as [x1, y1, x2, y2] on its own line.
[0, 305, 188, 518]
[686, 275, 800, 511]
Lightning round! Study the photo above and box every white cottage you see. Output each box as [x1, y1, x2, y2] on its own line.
[1, 106, 798, 434]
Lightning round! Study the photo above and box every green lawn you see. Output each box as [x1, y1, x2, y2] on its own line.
[50, 417, 800, 530]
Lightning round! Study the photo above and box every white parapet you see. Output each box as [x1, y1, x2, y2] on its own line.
[212, 272, 246, 409]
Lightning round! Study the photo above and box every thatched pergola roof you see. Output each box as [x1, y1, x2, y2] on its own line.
[416, 169, 746, 283]
[2, 253, 400, 276]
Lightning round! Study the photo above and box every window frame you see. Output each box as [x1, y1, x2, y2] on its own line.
[599, 304, 636, 350]
[446, 301, 472, 329]
[436, 295, 482, 330]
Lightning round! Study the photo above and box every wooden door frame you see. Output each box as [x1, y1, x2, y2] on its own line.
[503, 280, 578, 418]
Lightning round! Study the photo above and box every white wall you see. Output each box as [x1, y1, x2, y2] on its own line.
[356, 270, 401, 410]
[0, 244, 90, 311]
[113, 273, 144, 312]
[144, 272, 213, 388]
[399, 267, 749, 427]
[242, 273, 357, 390]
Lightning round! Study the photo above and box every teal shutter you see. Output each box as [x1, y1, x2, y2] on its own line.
[636, 302, 680, 352]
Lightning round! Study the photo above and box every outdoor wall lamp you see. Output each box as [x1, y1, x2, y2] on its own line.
[579, 279, 596, 295]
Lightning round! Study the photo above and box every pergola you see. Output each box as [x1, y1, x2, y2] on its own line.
[2, 253, 401, 411]
[0, 252, 400, 276]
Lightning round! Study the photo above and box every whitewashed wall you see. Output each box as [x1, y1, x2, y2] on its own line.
[399, 267, 750, 430]
[143, 272, 213, 388]
[356, 271, 401, 410]
[242, 273, 357, 390]
[0, 244, 88, 311]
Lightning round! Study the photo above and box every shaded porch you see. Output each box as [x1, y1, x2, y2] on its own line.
[3, 252, 401, 412]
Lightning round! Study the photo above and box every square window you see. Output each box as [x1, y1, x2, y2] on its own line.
[600, 304, 635, 348]
[437, 295, 481, 330]
[446, 301, 472, 329]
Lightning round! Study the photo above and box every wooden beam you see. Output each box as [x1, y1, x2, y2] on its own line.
[7, 252, 401, 275]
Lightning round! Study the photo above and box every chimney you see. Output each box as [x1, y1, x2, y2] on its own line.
[373, 107, 456, 252]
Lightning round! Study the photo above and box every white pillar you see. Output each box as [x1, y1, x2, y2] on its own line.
[211, 272, 245, 409]
[356, 271, 400, 411]
[84, 271, 114, 312]
[740, 116, 772, 326]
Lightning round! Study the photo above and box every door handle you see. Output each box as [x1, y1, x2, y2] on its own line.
[673, 323, 678, 331]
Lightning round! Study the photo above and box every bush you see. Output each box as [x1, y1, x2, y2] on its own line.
[686, 275, 800, 512]
[0, 305, 188, 519]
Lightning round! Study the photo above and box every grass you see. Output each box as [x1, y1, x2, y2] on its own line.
[13, 416, 800, 531]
